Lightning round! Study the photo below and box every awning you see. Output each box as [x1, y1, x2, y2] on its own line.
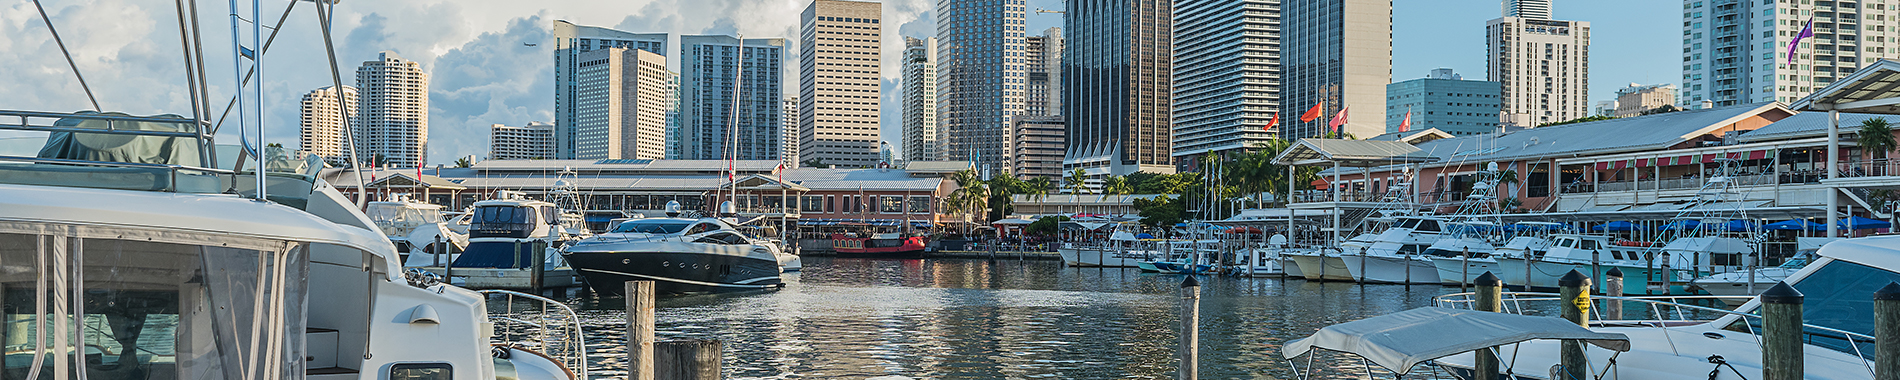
[1282, 307, 1630, 374]
[1272, 138, 1440, 167]
[1840, 216, 1892, 230]
[1791, 60, 1900, 114]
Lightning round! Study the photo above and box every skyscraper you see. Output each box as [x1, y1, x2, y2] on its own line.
[1009, 115, 1065, 180]
[665, 73, 683, 159]
[354, 51, 430, 168]
[783, 96, 800, 167]
[1280, 0, 1390, 139]
[574, 48, 671, 160]
[1064, 0, 1176, 177]
[1384, 69, 1501, 136]
[901, 36, 943, 163]
[1487, 4, 1589, 127]
[799, 0, 884, 168]
[491, 122, 556, 160]
[679, 35, 787, 162]
[1681, 0, 1889, 106]
[298, 85, 357, 166]
[1171, 0, 1279, 163]
[554, 20, 666, 159]
[937, 0, 1028, 176]
[1024, 28, 1062, 117]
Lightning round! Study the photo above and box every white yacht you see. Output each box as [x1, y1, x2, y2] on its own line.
[1692, 238, 1833, 305]
[369, 193, 467, 266]
[1059, 225, 1158, 268]
[425, 192, 586, 290]
[1491, 233, 1730, 294]
[1431, 222, 1567, 286]
[1342, 216, 1446, 284]
[1289, 233, 1372, 281]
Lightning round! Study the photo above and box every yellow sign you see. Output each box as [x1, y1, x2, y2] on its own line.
[1573, 288, 1591, 326]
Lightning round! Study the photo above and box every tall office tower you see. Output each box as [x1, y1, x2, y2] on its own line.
[490, 122, 557, 160]
[799, 0, 884, 168]
[1064, 0, 1176, 177]
[573, 48, 671, 160]
[1487, 1, 1589, 128]
[1681, 0, 1890, 106]
[554, 20, 667, 159]
[298, 85, 357, 166]
[783, 96, 800, 167]
[679, 35, 787, 161]
[901, 37, 943, 163]
[1171, 0, 1280, 165]
[1009, 115, 1066, 180]
[1384, 68, 1502, 136]
[937, 0, 1028, 176]
[665, 73, 683, 159]
[1024, 28, 1064, 117]
[1614, 83, 1676, 117]
[1281, 0, 1390, 139]
[354, 51, 430, 168]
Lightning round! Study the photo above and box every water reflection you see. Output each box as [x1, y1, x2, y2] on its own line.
[554, 257, 1457, 379]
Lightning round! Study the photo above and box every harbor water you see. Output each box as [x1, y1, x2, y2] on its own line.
[553, 257, 1459, 379]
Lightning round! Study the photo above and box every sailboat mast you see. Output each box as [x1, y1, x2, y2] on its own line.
[725, 36, 747, 215]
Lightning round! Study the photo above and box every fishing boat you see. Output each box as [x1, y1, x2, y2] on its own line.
[1288, 233, 1371, 281]
[1341, 216, 1446, 284]
[1691, 240, 1829, 305]
[369, 193, 467, 266]
[563, 208, 785, 296]
[1432, 222, 1566, 286]
[1059, 224, 1159, 267]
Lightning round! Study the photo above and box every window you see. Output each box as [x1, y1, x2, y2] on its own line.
[391, 363, 453, 380]
[881, 196, 906, 213]
[801, 195, 824, 212]
[910, 196, 932, 213]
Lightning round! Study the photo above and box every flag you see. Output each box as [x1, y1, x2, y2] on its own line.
[1264, 112, 1280, 131]
[1787, 17, 1814, 65]
[1398, 110, 1412, 132]
[727, 160, 735, 181]
[774, 162, 785, 183]
[1299, 103, 1324, 123]
[1328, 106, 1350, 134]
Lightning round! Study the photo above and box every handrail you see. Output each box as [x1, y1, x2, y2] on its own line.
[477, 289, 591, 380]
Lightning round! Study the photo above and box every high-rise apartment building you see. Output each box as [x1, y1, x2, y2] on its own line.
[679, 35, 787, 162]
[574, 48, 671, 160]
[1680, 0, 1888, 105]
[1171, 0, 1280, 163]
[1487, 1, 1589, 128]
[1064, 0, 1177, 178]
[901, 37, 943, 163]
[799, 0, 884, 168]
[665, 73, 683, 159]
[937, 0, 1028, 176]
[1281, 0, 1390, 139]
[1614, 83, 1676, 117]
[783, 96, 800, 167]
[1009, 115, 1066, 180]
[554, 20, 666, 159]
[1024, 28, 1063, 117]
[354, 51, 430, 168]
[299, 86, 357, 166]
[1384, 69, 1502, 136]
[491, 122, 557, 160]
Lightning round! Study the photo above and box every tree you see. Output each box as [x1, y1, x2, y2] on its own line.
[1133, 195, 1186, 230]
[802, 158, 826, 168]
[946, 169, 991, 233]
[1103, 175, 1133, 216]
[1027, 215, 1070, 236]
[454, 156, 476, 168]
[1024, 177, 1054, 215]
[1538, 115, 1617, 127]
[1858, 117, 1897, 160]
[987, 174, 1026, 221]
[1065, 168, 1090, 194]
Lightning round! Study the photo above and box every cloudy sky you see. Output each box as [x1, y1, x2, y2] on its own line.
[2, 0, 1672, 164]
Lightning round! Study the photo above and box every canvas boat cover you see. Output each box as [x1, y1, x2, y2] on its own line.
[1282, 307, 1630, 374]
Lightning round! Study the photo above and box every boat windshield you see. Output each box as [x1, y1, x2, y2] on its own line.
[611, 220, 694, 234]
[1728, 259, 1900, 358]
[365, 204, 443, 235]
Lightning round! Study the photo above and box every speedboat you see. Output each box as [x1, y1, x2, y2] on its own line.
[563, 216, 786, 296]
[1142, 239, 1218, 274]
[369, 193, 467, 265]
[430, 192, 585, 290]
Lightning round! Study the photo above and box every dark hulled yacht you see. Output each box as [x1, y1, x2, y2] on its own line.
[562, 217, 785, 295]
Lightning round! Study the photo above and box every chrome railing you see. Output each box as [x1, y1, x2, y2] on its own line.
[479, 289, 590, 379]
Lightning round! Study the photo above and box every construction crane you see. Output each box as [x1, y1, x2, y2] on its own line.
[1035, 8, 1064, 14]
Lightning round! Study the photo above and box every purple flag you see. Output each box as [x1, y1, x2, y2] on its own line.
[1787, 17, 1814, 65]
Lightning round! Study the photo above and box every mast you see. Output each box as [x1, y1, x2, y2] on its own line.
[725, 35, 747, 217]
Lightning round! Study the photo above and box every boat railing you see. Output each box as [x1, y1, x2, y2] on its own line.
[479, 289, 591, 379]
[1434, 291, 1877, 377]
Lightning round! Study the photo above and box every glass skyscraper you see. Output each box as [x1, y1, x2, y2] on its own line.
[553, 20, 666, 159]
[936, 0, 1028, 177]
[1064, 0, 1176, 178]
[1171, 0, 1280, 164]
[679, 35, 787, 161]
[1279, 0, 1390, 139]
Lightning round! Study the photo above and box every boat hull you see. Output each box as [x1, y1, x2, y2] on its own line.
[1493, 258, 1701, 295]
[1288, 253, 1353, 281]
[1148, 261, 1216, 274]
[1430, 256, 1501, 286]
[565, 251, 783, 296]
[1059, 247, 1146, 268]
[1340, 254, 1440, 284]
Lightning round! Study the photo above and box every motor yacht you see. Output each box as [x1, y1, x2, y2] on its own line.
[1060, 225, 1159, 268]
[428, 192, 586, 290]
[1289, 233, 1373, 281]
[1493, 234, 1732, 294]
[1431, 222, 1567, 286]
[369, 193, 467, 265]
[1692, 239, 1832, 305]
[562, 213, 786, 296]
[1342, 216, 1447, 284]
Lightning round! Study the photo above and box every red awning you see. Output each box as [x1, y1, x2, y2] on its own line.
[1749, 150, 1768, 160]
[1595, 162, 1610, 171]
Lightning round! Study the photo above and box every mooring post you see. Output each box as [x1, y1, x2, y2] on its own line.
[1461, 247, 1471, 293]
[626, 281, 656, 380]
[1762, 281, 1804, 380]
[656, 339, 721, 380]
[1658, 252, 1673, 295]
[1179, 275, 1201, 380]
[432, 235, 443, 267]
[530, 242, 546, 294]
[1558, 270, 1591, 380]
[1876, 282, 1900, 380]
[1473, 272, 1502, 380]
[1605, 268, 1624, 320]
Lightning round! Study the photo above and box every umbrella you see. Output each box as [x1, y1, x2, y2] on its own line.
[1719, 220, 1759, 232]
[1136, 233, 1156, 239]
[1591, 221, 1641, 232]
[1657, 220, 1701, 231]
[1839, 216, 1892, 230]
[1763, 219, 1825, 231]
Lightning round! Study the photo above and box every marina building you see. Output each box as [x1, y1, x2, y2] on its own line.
[1008, 115, 1066, 180]
[554, 20, 667, 159]
[901, 37, 943, 163]
[679, 35, 788, 162]
[1384, 69, 1502, 136]
[489, 122, 557, 160]
[1487, 11, 1589, 127]
[1614, 83, 1677, 118]
[937, 0, 1028, 176]
[1064, 0, 1177, 180]
[573, 48, 671, 160]
[298, 85, 357, 166]
[1170, 0, 1280, 163]
[799, 0, 885, 168]
[354, 51, 430, 168]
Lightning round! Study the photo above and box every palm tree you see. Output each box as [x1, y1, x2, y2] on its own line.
[454, 156, 476, 168]
[1103, 175, 1133, 216]
[1859, 117, 1897, 162]
[1025, 177, 1054, 215]
[947, 169, 991, 233]
[1065, 168, 1090, 195]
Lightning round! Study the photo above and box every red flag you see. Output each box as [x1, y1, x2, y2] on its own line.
[727, 160, 735, 181]
[1264, 112, 1280, 131]
[1398, 110, 1412, 132]
[1299, 103, 1324, 123]
[774, 162, 785, 183]
[1328, 106, 1350, 134]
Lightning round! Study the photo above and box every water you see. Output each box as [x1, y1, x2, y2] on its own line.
[557, 257, 1460, 379]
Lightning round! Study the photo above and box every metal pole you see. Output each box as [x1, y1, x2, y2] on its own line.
[626, 281, 656, 380]
[1178, 276, 1201, 380]
[1828, 109, 1840, 238]
[1876, 282, 1900, 380]
[1762, 281, 1805, 380]
[1558, 270, 1591, 380]
[1474, 272, 1502, 380]
[1605, 268, 1624, 320]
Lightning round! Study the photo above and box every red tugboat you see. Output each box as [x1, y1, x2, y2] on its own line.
[831, 232, 928, 259]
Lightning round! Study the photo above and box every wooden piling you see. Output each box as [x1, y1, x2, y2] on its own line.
[626, 281, 657, 380]
[1461, 247, 1470, 293]
[1762, 281, 1804, 380]
[1604, 268, 1624, 320]
[1473, 272, 1502, 380]
[1179, 276, 1201, 380]
[1558, 270, 1590, 380]
[655, 339, 721, 380]
[1876, 282, 1900, 380]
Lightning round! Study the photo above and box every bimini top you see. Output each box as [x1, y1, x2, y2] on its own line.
[1272, 138, 1440, 167]
[1791, 60, 1900, 114]
[1282, 307, 1630, 374]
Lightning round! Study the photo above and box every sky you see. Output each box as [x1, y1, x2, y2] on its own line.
[0, 0, 1676, 164]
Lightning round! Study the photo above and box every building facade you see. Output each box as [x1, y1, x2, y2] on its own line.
[1384, 69, 1501, 136]
[798, 0, 884, 168]
[1680, 1, 1897, 106]
[1502, 0, 1548, 20]
[1614, 83, 1676, 117]
[937, 0, 1028, 176]
[901, 37, 943, 163]
[554, 20, 666, 159]
[1171, 0, 1280, 162]
[1280, 0, 1391, 139]
[1024, 28, 1063, 117]
[679, 35, 788, 162]
[1487, 13, 1590, 127]
[354, 51, 430, 168]
[299, 85, 357, 166]
[1064, 0, 1177, 179]
[1009, 115, 1066, 180]
[490, 122, 556, 160]
[574, 48, 671, 160]
[783, 96, 800, 167]
[665, 73, 683, 159]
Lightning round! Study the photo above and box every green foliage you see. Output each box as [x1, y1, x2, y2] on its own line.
[986, 174, 1026, 221]
[1858, 117, 1897, 159]
[1639, 104, 1685, 116]
[1027, 215, 1070, 236]
[946, 169, 991, 231]
[1065, 168, 1090, 194]
[454, 156, 475, 168]
[802, 158, 826, 168]
[1537, 115, 1617, 127]
[1133, 195, 1186, 229]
